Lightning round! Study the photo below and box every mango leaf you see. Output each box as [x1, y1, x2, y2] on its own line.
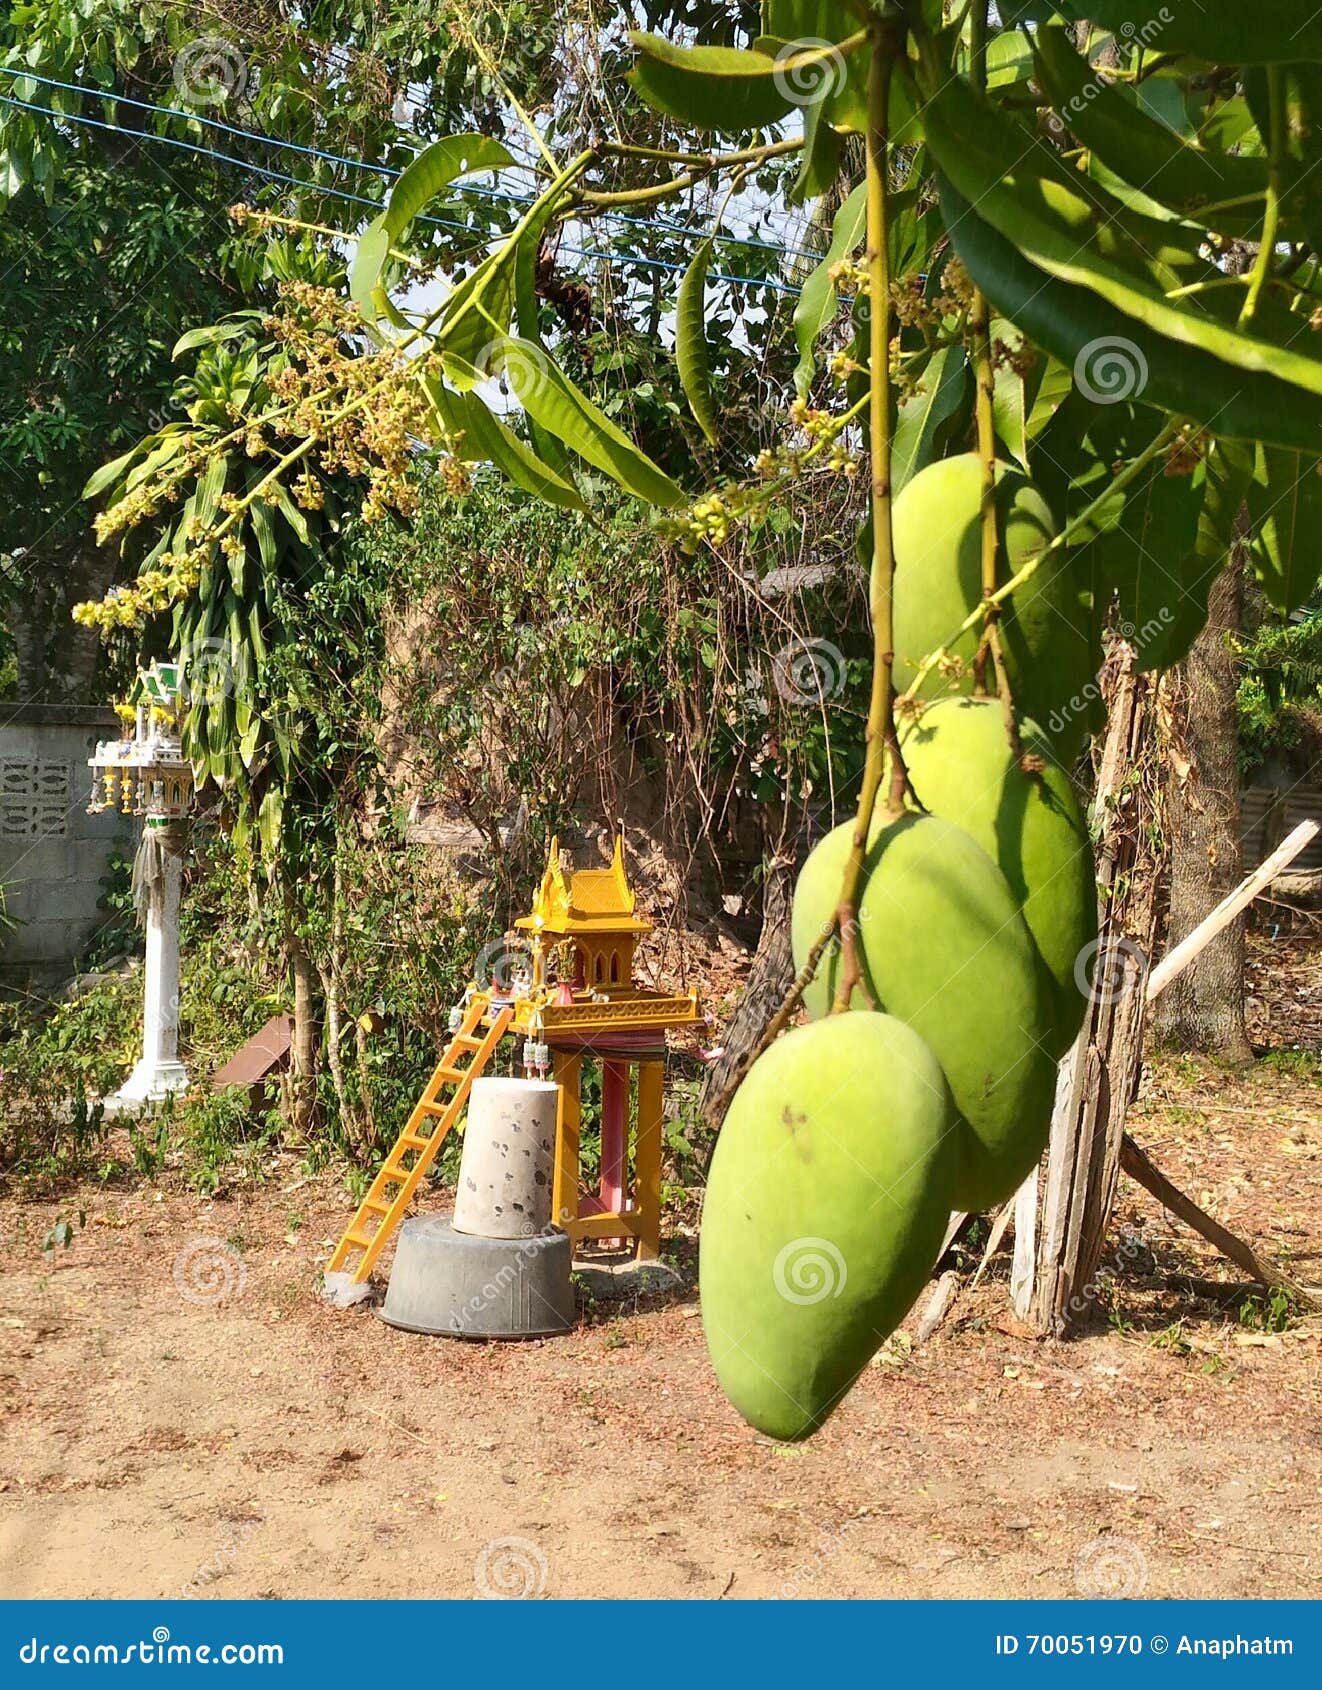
[629, 34, 795, 129]
[171, 313, 264, 360]
[1086, 451, 1207, 673]
[990, 318, 1029, 469]
[792, 181, 865, 395]
[939, 175, 1322, 453]
[1026, 358, 1073, 441]
[434, 180, 566, 372]
[422, 375, 586, 510]
[1063, 2, 1322, 63]
[496, 337, 684, 508]
[349, 134, 514, 322]
[893, 346, 968, 494]
[677, 240, 719, 444]
[985, 29, 1034, 89]
[789, 94, 843, 202]
[1032, 25, 1269, 238]
[1248, 447, 1322, 614]
[924, 84, 1322, 407]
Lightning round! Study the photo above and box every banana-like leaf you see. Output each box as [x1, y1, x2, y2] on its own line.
[82, 445, 138, 501]
[193, 452, 229, 534]
[250, 497, 278, 571]
[938, 176, 1322, 452]
[924, 82, 1322, 405]
[1248, 447, 1322, 613]
[269, 482, 311, 546]
[496, 335, 684, 507]
[350, 134, 515, 324]
[171, 313, 265, 360]
[677, 240, 719, 444]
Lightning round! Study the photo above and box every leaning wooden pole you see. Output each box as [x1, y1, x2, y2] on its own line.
[1012, 692, 1320, 1330]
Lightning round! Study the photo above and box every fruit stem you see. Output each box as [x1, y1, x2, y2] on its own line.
[898, 415, 1184, 708]
[968, 0, 1001, 699]
[832, 21, 904, 1015]
[1240, 64, 1284, 327]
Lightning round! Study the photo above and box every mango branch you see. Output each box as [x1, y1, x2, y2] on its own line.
[577, 137, 803, 208]
[831, 26, 901, 1016]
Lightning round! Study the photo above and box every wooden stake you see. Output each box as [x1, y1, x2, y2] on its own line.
[1118, 1134, 1315, 1306]
[1146, 820, 1318, 1003]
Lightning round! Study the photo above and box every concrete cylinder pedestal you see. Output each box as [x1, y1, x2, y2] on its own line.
[379, 1215, 573, 1339]
[453, 1076, 559, 1239]
[109, 822, 189, 1109]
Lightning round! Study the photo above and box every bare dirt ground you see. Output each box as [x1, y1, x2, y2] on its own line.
[1, 933, 1319, 1602]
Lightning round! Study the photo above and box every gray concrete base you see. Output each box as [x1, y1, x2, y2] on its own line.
[379, 1215, 574, 1339]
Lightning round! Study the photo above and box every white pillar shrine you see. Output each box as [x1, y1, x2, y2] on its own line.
[88, 662, 194, 1110]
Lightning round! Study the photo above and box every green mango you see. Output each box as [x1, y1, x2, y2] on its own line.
[899, 695, 1097, 1054]
[790, 813, 883, 1019]
[791, 811, 1058, 1210]
[701, 1012, 956, 1440]
[889, 452, 1092, 759]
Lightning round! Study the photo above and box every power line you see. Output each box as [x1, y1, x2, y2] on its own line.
[0, 64, 823, 267]
[0, 90, 809, 297]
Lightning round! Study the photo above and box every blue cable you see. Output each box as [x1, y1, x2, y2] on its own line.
[0, 62, 822, 265]
[0, 90, 807, 296]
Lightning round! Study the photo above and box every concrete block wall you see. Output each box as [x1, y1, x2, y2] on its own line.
[0, 705, 133, 986]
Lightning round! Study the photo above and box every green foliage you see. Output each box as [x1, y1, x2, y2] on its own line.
[1235, 602, 1322, 774]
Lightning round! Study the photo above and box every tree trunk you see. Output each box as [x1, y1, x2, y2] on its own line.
[1014, 641, 1164, 1335]
[700, 844, 799, 1132]
[1151, 562, 1253, 1064]
[285, 931, 319, 1138]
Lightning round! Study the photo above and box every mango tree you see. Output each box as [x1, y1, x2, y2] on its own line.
[79, 1, 1322, 1431]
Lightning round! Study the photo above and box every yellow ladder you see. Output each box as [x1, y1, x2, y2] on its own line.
[326, 999, 514, 1284]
